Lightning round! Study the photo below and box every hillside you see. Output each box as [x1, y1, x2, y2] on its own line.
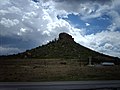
[1, 32, 120, 63]
[1, 33, 120, 82]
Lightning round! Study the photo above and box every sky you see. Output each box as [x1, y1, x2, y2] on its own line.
[0, 0, 120, 58]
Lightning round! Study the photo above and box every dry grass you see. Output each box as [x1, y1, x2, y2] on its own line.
[0, 59, 120, 81]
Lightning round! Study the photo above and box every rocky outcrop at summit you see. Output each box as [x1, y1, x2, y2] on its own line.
[1, 32, 119, 65]
[59, 32, 74, 42]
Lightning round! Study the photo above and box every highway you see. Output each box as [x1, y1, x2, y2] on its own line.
[0, 80, 120, 90]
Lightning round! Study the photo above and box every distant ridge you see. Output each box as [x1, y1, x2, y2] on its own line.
[1, 32, 120, 64]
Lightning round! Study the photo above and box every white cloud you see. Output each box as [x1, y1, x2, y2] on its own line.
[85, 23, 90, 26]
[83, 31, 120, 57]
[0, 10, 9, 15]
[8, 6, 21, 14]
[0, 0, 120, 58]
[17, 28, 27, 36]
[0, 18, 19, 28]
[22, 11, 38, 21]
[0, 0, 10, 6]
[104, 43, 113, 50]
[0, 6, 21, 16]
[52, 0, 112, 20]
[0, 46, 21, 55]
[107, 10, 120, 31]
[20, 28, 26, 32]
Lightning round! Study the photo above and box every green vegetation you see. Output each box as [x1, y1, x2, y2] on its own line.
[1, 33, 119, 64]
[0, 33, 120, 82]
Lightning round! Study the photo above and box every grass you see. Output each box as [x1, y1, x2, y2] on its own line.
[0, 59, 120, 82]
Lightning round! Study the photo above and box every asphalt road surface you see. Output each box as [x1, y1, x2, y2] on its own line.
[0, 80, 120, 90]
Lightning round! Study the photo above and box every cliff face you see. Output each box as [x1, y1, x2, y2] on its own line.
[59, 32, 74, 42]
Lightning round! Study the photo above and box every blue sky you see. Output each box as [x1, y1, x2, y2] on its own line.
[0, 0, 120, 57]
[58, 13, 113, 35]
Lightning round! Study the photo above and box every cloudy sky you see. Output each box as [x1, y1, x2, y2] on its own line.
[0, 0, 120, 58]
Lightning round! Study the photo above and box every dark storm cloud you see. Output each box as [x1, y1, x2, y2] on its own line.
[1, 35, 37, 49]
[52, 0, 112, 4]
[32, 0, 39, 3]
